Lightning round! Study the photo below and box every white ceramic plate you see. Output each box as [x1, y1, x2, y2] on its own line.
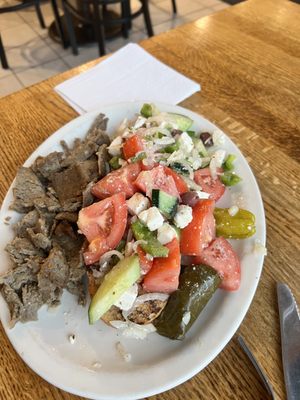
[0, 102, 266, 400]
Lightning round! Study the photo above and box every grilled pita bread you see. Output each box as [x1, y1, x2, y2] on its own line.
[87, 269, 167, 325]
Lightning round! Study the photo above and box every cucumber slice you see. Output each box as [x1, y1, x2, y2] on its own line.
[169, 162, 190, 176]
[88, 255, 140, 324]
[167, 113, 193, 131]
[152, 189, 178, 219]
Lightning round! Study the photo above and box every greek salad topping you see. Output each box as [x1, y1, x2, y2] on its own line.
[77, 103, 258, 341]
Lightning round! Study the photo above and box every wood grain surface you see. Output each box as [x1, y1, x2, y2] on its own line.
[0, 0, 299, 399]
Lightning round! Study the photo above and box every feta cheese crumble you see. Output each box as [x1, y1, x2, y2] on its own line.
[196, 190, 211, 199]
[253, 240, 267, 256]
[126, 193, 150, 215]
[138, 207, 164, 231]
[157, 223, 177, 245]
[174, 205, 193, 228]
[107, 136, 123, 156]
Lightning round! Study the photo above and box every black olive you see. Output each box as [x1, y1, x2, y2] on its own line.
[181, 191, 201, 207]
[200, 132, 213, 147]
[171, 129, 183, 137]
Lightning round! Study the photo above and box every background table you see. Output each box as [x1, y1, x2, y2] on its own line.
[0, 0, 299, 399]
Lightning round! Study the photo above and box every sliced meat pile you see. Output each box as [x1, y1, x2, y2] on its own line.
[1, 113, 111, 326]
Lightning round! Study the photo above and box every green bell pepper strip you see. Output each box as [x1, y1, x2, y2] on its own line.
[187, 130, 196, 138]
[130, 152, 146, 163]
[222, 154, 236, 171]
[220, 171, 242, 186]
[162, 141, 179, 153]
[131, 220, 169, 257]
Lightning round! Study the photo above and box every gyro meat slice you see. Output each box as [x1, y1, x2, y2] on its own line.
[31, 151, 64, 180]
[96, 144, 109, 178]
[11, 167, 46, 213]
[127, 298, 168, 325]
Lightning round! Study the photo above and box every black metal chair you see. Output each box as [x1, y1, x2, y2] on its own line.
[0, 0, 46, 69]
[171, 0, 177, 14]
[61, 0, 154, 56]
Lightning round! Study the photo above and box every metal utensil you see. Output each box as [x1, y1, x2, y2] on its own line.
[277, 283, 300, 400]
[238, 335, 276, 399]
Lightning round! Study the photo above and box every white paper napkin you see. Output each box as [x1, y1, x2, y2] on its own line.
[55, 43, 200, 114]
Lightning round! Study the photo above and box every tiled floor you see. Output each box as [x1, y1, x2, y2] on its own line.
[0, 0, 230, 98]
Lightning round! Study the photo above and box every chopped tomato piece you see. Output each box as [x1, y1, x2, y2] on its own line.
[193, 237, 241, 291]
[137, 246, 153, 275]
[143, 238, 180, 294]
[77, 193, 127, 265]
[164, 166, 188, 195]
[84, 237, 110, 266]
[194, 167, 225, 202]
[92, 163, 141, 199]
[134, 165, 179, 198]
[122, 134, 144, 160]
[180, 199, 215, 256]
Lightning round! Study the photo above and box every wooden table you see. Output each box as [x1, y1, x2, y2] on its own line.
[0, 0, 299, 398]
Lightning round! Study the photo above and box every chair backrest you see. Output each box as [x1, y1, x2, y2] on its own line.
[0, 0, 38, 13]
[0, 0, 45, 69]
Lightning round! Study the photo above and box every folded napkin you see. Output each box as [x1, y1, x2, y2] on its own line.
[55, 43, 200, 114]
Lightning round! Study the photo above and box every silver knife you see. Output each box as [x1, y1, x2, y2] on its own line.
[277, 283, 300, 400]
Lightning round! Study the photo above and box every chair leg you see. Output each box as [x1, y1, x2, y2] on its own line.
[121, 0, 130, 39]
[50, 0, 68, 49]
[92, 0, 105, 56]
[0, 34, 9, 69]
[126, 0, 132, 29]
[171, 0, 177, 14]
[34, 0, 46, 29]
[141, 0, 154, 37]
[62, 1, 79, 55]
